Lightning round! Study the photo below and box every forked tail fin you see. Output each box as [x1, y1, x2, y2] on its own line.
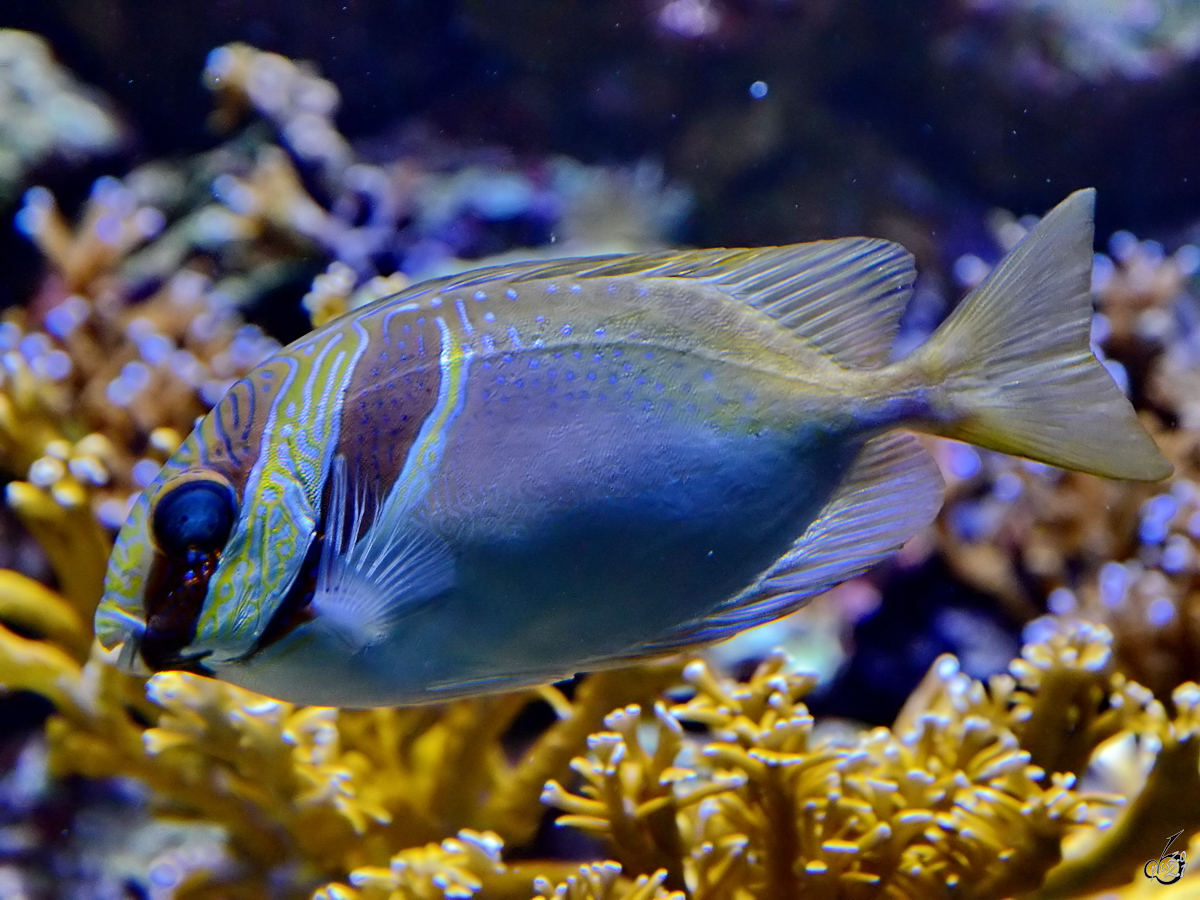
[911, 189, 1170, 481]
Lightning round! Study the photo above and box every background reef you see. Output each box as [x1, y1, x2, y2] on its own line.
[0, 2, 1199, 898]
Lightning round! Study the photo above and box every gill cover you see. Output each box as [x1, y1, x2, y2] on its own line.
[98, 322, 367, 673]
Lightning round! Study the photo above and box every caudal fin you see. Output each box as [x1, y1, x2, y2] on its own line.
[913, 189, 1170, 481]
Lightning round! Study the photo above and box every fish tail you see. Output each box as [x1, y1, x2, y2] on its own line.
[909, 188, 1170, 481]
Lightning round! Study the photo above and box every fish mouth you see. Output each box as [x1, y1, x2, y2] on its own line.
[121, 634, 213, 676]
[145, 648, 214, 676]
[100, 616, 213, 677]
[109, 623, 152, 676]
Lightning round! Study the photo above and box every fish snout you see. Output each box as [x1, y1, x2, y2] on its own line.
[94, 603, 152, 676]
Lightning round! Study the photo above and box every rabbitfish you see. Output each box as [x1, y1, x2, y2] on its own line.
[95, 189, 1169, 706]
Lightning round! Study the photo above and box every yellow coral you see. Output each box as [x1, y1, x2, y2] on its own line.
[318, 834, 683, 900]
[542, 625, 1200, 900]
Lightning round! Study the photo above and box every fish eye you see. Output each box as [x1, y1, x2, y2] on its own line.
[151, 478, 236, 558]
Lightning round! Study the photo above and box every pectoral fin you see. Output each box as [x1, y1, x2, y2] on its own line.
[310, 455, 456, 652]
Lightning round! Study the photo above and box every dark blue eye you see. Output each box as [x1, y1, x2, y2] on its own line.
[152, 480, 236, 558]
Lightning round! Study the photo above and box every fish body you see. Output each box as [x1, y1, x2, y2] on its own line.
[96, 190, 1170, 707]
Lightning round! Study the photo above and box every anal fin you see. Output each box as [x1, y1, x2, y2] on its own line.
[633, 432, 944, 655]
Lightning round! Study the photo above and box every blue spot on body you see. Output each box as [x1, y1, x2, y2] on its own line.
[570, 284, 582, 293]
[702, 370, 714, 381]
[506, 289, 518, 299]
[547, 284, 558, 293]
[562, 325, 573, 336]
[474, 291, 487, 301]
[529, 359, 540, 369]
[484, 311, 496, 323]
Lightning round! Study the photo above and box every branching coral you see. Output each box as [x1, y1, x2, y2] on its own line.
[318, 840, 681, 900]
[0, 30, 124, 204]
[198, 42, 689, 287]
[543, 622, 1200, 900]
[953, 0, 1200, 85]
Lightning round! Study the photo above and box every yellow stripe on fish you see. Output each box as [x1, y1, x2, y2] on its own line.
[96, 190, 1171, 707]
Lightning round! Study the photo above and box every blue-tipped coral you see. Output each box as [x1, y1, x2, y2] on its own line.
[951, 0, 1200, 86]
[0, 30, 124, 204]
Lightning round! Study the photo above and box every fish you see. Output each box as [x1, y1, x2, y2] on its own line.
[94, 189, 1170, 707]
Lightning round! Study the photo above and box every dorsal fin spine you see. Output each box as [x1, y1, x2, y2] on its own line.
[365, 237, 916, 368]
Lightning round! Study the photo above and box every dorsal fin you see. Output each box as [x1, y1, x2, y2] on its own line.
[574, 241, 916, 366]
[386, 240, 916, 367]
[630, 432, 943, 655]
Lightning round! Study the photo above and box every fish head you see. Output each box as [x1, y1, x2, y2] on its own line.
[96, 368, 321, 679]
